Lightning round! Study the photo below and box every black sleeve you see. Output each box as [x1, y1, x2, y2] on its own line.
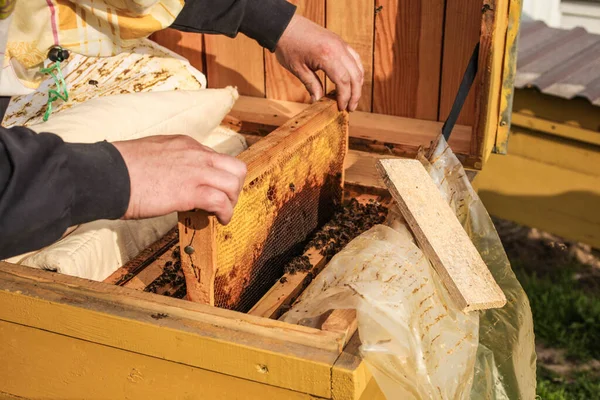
[0, 126, 130, 259]
[172, 0, 297, 52]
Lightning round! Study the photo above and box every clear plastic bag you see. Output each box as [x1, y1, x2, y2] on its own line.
[283, 221, 480, 399]
[282, 136, 536, 399]
[419, 137, 536, 399]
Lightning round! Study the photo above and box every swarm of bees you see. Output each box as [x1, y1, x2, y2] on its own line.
[146, 198, 387, 298]
[284, 255, 312, 274]
[307, 198, 387, 260]
[282, 198, 388, 276]
[144, 247, 187, 298]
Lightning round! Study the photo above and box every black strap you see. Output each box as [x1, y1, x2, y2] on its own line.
[442, 43, 480, 141]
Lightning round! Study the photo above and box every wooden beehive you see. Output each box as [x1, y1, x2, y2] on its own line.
[179, 99, 348, 311]
[0, 2, 522, 399]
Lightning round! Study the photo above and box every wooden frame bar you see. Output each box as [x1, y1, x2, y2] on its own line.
[229, 96, 475, 163]
[180, 98, 348, 307]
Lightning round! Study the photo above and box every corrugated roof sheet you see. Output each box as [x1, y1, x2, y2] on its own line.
[516, 21, 600, 106]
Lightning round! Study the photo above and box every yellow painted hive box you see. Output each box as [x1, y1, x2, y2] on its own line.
[0, 1, 521, 399]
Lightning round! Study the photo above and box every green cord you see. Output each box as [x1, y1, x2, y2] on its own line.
[40, 61, 69, 122]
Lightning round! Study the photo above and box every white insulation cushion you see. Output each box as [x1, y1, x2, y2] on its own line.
[30, 88, 240, 144]
[11, 88, 247, 281]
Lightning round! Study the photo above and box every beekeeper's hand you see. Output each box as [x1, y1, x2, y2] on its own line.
[113, 135, 246, 225]
[275, 15, 364, 112]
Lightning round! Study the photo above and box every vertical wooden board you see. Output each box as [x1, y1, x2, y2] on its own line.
[373, 0, 445, 119]
[332, 334, 377, 400]
[325, 0, 375, 112]
[321, 309, 358, 352]
[178, 211, 217, 305]
[265, 0, 325, 102]
[376, 159, 506, 311]
[474, 0, 510, 165]
[205, 34, 265, 96]
[150, 28, 204, 72]
[438, 0, 483, 126]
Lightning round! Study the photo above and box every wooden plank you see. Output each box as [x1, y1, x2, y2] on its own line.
[438, 0, 483, 126]
[248, 247, 327, 319]
[204, 34, 265, 96]
[332, 334, 379, 400]
[0, 321, 317, 400]
[236, 142, 392, 191]
[229, 96, 473, 155]
[325, 0, 375, 112]
[373, 0, 445, 119]
[265, 0, 325, 103]
[0, 262, 343, 397]
[103, 228, 178, 286]
[473, 0, 511, 166]
[123, 249, 172, 291]
[178, 211, 216, 305]
[376, 159, 506, 311]
[0, 262, 342, 351]
[150, 28, 204, 72]
[493, 0, 522, 155]
[321, 309, 358, 352]
[345, 150, 392, 190]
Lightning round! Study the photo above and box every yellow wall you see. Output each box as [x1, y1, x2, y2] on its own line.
[474, 90, 600, 248]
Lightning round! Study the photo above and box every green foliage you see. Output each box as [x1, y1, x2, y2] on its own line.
[536, 367, 600, 400]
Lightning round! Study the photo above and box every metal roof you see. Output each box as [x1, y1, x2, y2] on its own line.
[516, 20, 600, 106]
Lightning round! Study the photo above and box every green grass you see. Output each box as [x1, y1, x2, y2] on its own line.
[511, 261, 600, 399]
[514, 263, 600, 361]
[536, 367, 600, 400]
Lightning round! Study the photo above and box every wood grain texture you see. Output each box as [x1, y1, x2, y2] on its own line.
[321, 309, 358, 352]
[343, 149, 390, 189]
[325, 0, 375, 111]
[373, 0, 445, 119]
[248, 247, 327, 319]
[0, 320, 318, 400]
[376, 159, 506, 311]
[103, 228, 178, 286]
[265, 0, 325, 102]
[0, 262, 342, 398]
[332, 334, 379, 400]
[474, 0, 508, 166]
[438, 0, 483, 126]
[230, 96, 473, 155]
[205, 34, 265, 96]
[150, 28, 204, 72]
[178, 211, 216, 305]
[123, 249, 172, 291]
